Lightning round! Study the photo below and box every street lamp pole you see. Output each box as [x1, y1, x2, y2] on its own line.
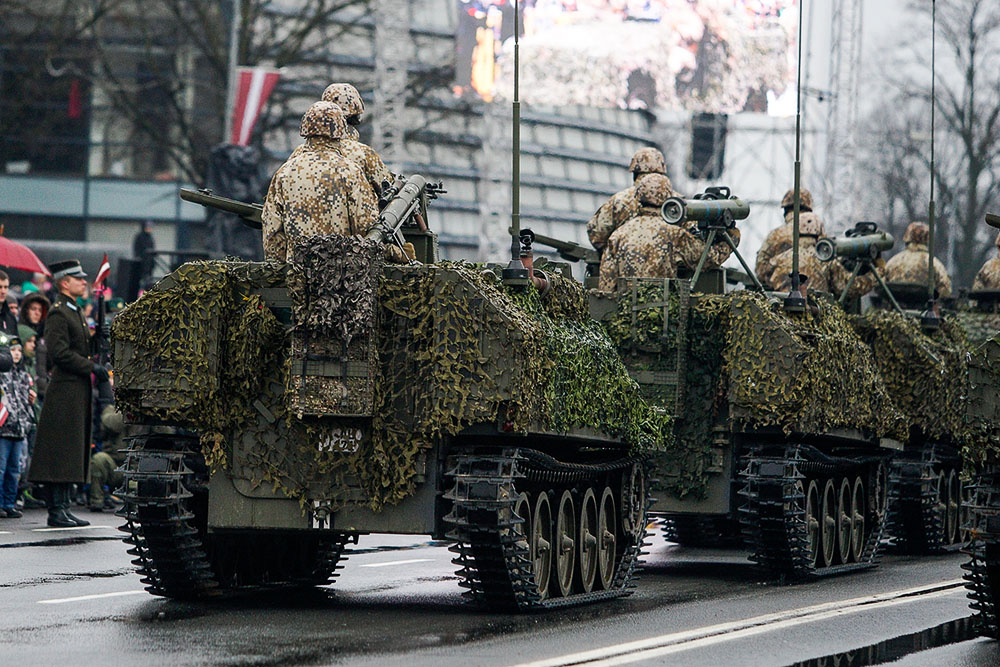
[222, 0, 240, 144]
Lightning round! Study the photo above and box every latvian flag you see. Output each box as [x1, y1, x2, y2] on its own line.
[93, 253, 111, 291]
[231, 67, 281, 146]
[0, 399, 8, 428]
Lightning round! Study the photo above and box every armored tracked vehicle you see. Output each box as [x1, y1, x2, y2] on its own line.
[113, 178, 661, 610]
[538, 192, 901, 578]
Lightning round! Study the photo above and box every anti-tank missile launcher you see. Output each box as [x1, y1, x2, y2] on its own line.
[815, 222, 894, 262]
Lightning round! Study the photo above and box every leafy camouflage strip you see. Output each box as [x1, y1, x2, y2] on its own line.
[288, 235, 384, 343]
[966, 336, 1000, 467]
[851, 310, 968, 444]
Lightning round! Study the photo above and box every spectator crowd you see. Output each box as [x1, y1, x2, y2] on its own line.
[0, 268, 123, 521]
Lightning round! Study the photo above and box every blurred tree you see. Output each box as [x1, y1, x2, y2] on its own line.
[858, 0, 1000, 287]
[0, 0, 371, 183]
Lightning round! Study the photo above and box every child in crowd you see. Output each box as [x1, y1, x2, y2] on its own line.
[0, 336, 36, 518]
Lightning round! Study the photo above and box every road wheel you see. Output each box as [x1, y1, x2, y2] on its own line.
[821, 479, 837, 568]
[597, 487, 617, 590]
[531, 491, 552, 599]
[554, 490, 577, 597]
[850, 476, 866, 563]
[513, 492, 531, 550]
[578, 488, 598, 593]
[837, 477, 852, 565]
[805, 480, 821, 569]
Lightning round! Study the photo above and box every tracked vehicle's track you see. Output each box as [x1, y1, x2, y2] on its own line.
[119, 433, 350, 599]
[739, 444, 887, 579]
[443, 447, 649, 611]
[887, 444, 963, 553]
[962, 465, 1000, 638]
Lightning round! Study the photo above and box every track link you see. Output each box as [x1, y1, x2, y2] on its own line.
[119, 433, 350, 599]
[443, 447, 649, 611]
[887, 444, 962, 553]
[739, 444, 886, 579]
[961, 464, 1000, 638]
[662, 516, 742, 548]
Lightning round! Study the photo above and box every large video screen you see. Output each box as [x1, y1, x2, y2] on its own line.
[454, 0, 798, 115]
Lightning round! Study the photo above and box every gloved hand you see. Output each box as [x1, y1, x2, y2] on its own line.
[402, 242, 417, 262]
[92, 363, 110, 383]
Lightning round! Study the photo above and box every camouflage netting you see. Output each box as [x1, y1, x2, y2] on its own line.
[115, 256, 670, 513]
[603, 286, 903, 500]
[603, 282, 729, 499]
[288, 235, 384, 342]
[113, 261, 287, 470]
[954, 310, 1000, 345]
[851, 310, 969, 444]
[728, 293, 905, 439]
[966, 335, 1000, 466]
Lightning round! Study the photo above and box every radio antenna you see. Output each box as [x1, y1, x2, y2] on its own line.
[502, 0, 529, 286]
[784, 0, 807, 313]
[922, 0, 941, 329]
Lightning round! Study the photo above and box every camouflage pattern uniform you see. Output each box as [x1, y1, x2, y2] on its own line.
[262, 101, 387, 263]
[754, 188, 814, 285]
[587, 147, 672, 252]
[767, 214, 883, 298]
[320, 83, 392, 193]
[883, 222, 952, 298]
[598, 174, 735, 292]
[972, 231, 1000, 290]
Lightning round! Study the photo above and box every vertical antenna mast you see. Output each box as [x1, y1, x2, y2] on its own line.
[785, 0, 807, 312]
[927, 0, 937, 303]
[502, 0, 529, 285]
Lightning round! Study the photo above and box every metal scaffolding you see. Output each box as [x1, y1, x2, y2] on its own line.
[373, 0, 410, 171]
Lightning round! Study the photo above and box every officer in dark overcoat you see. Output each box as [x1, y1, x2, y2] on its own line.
[30, 260, 107, 527]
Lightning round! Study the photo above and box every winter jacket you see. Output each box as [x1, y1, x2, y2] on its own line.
[0, 361, 34, 440]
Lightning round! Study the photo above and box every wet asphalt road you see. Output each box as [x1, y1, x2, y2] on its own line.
[0, 508, 996, 666]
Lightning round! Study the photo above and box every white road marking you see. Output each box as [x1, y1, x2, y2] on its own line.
[38, 591, 146, 605]
[359, 558, 434, 568]
[511, 580, 966, 667]
[0, 531, 11, 535]
[31, 525, 115, 533]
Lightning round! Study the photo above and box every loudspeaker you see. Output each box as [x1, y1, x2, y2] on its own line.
[688, 113, 728, 180]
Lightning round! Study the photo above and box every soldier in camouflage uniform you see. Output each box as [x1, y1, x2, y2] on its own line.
[598, 174, 736, 292]
[319, 83, 394, 196]
[262, 101, 406, 264]
[767, 214, 884, 297]
[755, 188, 814, 286]
[973, 231, 1000, 290]
[883, 222, 952, 298]
[587, 147, 673, 253]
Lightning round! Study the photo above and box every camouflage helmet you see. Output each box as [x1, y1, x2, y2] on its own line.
[629, 147, 666, 175]
[798, 212, 825, 238]
[781, 188, 813, 211]
[636, 173, 673, 207]
[903, 221, 930, 245]
[300, 101, 348, 139]
[321, 83, 365, 117]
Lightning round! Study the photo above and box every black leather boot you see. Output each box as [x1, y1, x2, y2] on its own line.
[46, 485, 77, 528]
[59, 486, 90, 527]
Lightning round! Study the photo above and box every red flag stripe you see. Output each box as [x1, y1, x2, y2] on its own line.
[230, 67, 280, 146]
[0, 402, 9, 428]
[93, 253, 111, 290]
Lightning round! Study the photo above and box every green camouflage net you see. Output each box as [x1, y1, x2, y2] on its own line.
[728, 293, 905, 439]
[851, 310, 968, 443]
[602, 281, 729, 499]
[966, 335, 1000, 467]
[954, 310, 1000, 345]
[115, 257, 669, 513]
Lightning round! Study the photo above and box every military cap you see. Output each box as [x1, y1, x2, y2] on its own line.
[49, 259, 87, 280]
[798, 212, 824, 237]
[629, 147, 666, 175]
[321, 83, 365, 116]
[781, 188, 813, 211]
[300, 101, 348, 139]
[636, 173, 673, 207]
[904, 221, 930, 245]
